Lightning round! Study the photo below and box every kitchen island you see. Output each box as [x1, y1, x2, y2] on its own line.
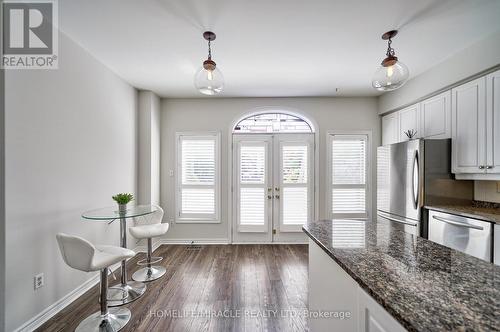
[303, 219, 500, 332]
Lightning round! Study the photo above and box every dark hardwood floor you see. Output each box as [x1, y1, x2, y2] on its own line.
[37, 244, 309, 332]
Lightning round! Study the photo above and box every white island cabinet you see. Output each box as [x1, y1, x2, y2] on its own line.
[309, 239, 406, 332]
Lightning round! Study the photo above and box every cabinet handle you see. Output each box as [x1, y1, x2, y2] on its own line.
[275, 194, 280, 199]
[486, 165, 493, 169]
[479, 165, 485, 170]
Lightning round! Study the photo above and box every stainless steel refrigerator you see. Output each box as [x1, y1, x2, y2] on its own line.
[376, 139, 473, 237]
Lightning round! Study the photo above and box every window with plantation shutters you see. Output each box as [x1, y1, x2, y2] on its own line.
[176, 133, 220, 222]
[329, 133, 369, 218]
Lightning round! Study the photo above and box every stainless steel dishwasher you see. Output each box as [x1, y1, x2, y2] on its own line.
[428, 210, 493, 262]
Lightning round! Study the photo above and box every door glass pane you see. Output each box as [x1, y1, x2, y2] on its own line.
[282, 145, 308, 184]
[283, 187, 308, 225]
[240, 188, 265, 225]
[240, 146, 265, 184]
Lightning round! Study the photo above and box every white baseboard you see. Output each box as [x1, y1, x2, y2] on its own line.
[158, 238, 229, 245]
[231, 241, 308, 245]
[13, 241, 156, 332]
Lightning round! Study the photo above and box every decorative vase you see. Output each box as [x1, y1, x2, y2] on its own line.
[118, 203, 127, 214]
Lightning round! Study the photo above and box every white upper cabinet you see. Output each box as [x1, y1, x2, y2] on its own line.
[451, 77, 486, 174]
[451, 70, 500, 178]
[382, 112, 399, 145]
[398, 104, 420, 142]
[420, 91, 451, 139]
[382, 91, 451, 146]
[381, 69, 500, 178]
[486, 69, 500, 174]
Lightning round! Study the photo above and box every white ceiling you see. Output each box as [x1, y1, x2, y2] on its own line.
[60, 0, 500, 98]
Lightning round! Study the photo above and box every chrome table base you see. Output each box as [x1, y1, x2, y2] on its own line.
[106, 216, 147, 306]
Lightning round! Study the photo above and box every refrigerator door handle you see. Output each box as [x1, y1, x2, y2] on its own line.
[411, 150, 419, 210]
[377, 212, 418, 227]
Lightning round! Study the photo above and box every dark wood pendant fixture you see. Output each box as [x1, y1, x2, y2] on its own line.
[202, 31, 217, 71]
[381, 30, 398, 67]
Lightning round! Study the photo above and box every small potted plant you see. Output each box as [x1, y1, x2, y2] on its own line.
[112, 193, 134, 213]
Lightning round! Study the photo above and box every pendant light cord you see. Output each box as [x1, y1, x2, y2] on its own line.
[386, 38, 395, 57]
[208, 39, 212, 60]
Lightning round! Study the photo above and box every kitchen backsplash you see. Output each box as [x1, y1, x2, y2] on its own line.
[474, 181, 500, 204]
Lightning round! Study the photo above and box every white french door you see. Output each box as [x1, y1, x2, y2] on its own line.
[232, 134, 314, 243]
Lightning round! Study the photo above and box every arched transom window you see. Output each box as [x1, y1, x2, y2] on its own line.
[233, 113, 313, 133]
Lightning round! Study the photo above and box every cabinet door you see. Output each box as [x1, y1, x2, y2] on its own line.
[486, 69, 500, 174]
[451, 77, 486, 174]
[398, 104, 420, 142]
[358, 288, 406, 332]
[382, 112, 399, 145]
[309, 239, 358, 332]
[421, 91, 451, 139]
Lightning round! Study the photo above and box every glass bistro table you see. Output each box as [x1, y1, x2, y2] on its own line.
[82, 204, 158, 306]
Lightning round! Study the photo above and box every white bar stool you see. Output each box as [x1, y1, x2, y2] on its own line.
[129, 206, 169, 282]
[56, 233, 135, 332]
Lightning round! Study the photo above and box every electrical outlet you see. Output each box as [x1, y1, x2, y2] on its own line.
[34, 273, 44, 290]
[169, 170, 174, 177]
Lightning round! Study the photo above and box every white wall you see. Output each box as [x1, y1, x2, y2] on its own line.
[4, 32, 137, 331]
[161, 97, 380, 242]
[378, 30, 500, 114]
[0, 64, 5, 331]
[475, 181, 500, 204]
[138, 91, 161, 206]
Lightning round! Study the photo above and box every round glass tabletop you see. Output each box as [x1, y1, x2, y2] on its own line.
[82, 204, 158, 220]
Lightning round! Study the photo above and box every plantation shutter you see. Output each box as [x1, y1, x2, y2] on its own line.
[330, 134, 368, 218]
[177, 134, 219, 221]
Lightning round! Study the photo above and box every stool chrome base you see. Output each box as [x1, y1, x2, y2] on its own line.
[132, 266, 166, 282]
[75, 308, 131, 332]
[107, 281, 146, 307]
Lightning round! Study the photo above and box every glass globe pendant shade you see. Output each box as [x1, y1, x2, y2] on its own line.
[372, 59, 409, 91]
[194, 65, 224, 95]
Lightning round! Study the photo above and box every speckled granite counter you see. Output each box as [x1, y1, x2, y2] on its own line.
[425, 205, 500, 224]
[303, 219, 500, 332]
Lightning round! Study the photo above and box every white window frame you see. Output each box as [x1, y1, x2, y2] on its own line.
[175, 132, 221, 223]
[326, 130, 371, 220]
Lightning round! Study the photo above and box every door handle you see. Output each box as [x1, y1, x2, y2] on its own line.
[486, 165, 493, 169]
[432, 215, 483, 230]
[267, 195, 273, 199]
[274, 187, 280, 191]
[411, 150, 419, 210]
[479, 165, 485, 170]
[275, 194, 280, 199]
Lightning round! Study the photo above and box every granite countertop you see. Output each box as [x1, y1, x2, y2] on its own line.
[303, 219, 500, 332]
[425, 204, 500, 224]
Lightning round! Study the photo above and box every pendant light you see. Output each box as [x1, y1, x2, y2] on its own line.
[372, 30, 409, 91]
[194, 31, 224, 95]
